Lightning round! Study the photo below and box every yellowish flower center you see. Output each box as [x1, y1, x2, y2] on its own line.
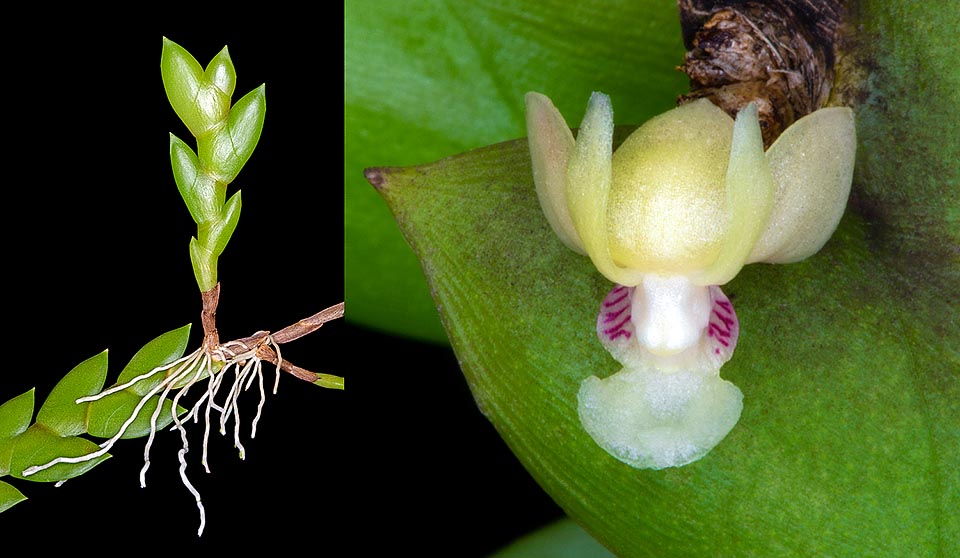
[607, 100, 733, 274]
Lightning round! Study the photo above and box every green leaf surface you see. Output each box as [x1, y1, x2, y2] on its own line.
[161, 37, 230, 137]
[36, 351, 108, 437]
[204, 45, 236, 98]
[199, 84, 265, 184]
[190, 236, 217, 291]
[0, 390, 34, 477]
[344, 0, 686, 342]
[493, 518, 613, 558]
[372, 119, 958, 555]
[0, 389, 34, 440]
[313, 373, 344, 390]
[201, 190, 242, 257]
[0, 480, 26, 513]
[87, 393, 181, 440]
[86, 325, 192, 439]
[839, 1, 960, 312]
[115, 324, 191, 390]
[9, 425, 107, 483]
[170, 134, 221, 224]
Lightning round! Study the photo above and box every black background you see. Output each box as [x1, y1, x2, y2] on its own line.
[2, 19, 562, 555]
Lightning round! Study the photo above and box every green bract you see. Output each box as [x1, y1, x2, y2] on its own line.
[162, 37, 264, 292]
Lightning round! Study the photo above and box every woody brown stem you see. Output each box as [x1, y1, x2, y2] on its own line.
[677, 0, 845, 147]
[256, 344, 316, 383]
[210, 301, 345, 384]
[201, 284, 220, 352]
[271, 302, 344, 344]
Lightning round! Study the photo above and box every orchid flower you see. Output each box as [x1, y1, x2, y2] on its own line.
[526, 92, 856, 469]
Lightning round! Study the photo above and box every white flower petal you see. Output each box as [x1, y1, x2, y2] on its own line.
[525, 92, 585, 254]
[567, 92, 645, 286]
[695, 103, 776, 286]
[749, 107, 856, 263]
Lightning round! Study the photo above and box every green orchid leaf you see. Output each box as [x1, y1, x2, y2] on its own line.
[0, 389, 34, 440]
[0, 481, 26, 513]
[86, 325, 191, 439]
[161, 37, 231, 137]
[189, 236, 217, 292]
[345, 0, 686, 342]
[313, 373, 344, 390]
[0, 390, 35, 477]
[371, 105, 957, 555]
[36, 351, 108, 437]
[199, 84, 265, 184]
[841, 1, 960, 305]
[115, 324, 191, 389]
[493, 518, 613, 558]
[170, 134, 221, 224]
[203, 45, 236, 98]
[87, 394, 180, 440]
[9, 425, 107, 483]
[201, 190, 242, 257]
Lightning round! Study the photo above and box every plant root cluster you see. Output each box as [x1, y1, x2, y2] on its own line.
[22, 299, 344, 536]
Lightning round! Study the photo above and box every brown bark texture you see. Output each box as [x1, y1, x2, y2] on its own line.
[677, 0, 846, 147]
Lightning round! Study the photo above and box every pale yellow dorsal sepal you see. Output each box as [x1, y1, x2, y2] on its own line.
[694, 103, 776, 286]
[749, 107, 857, 263]
[566, 92, 646, 286]
[525, 92, 586, 255]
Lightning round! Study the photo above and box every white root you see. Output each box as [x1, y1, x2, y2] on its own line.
[23, 343, 280, 537]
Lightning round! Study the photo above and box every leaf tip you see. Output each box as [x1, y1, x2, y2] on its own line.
[313, 374, 345, 390]
[364, 167, 387, 190]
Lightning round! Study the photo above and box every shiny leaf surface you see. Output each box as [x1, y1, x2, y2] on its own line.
[36, 351, 108, 437]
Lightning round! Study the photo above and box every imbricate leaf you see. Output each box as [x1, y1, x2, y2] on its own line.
[87, 325, 191, 439]
[0, 390, 34, 440]
[9, 425, 107, 483]
[36, 351, 108, 437]
[0, 481, 26, 513]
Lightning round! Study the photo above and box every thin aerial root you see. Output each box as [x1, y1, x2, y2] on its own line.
[231, 360, 256, 460]
[202, 357, 217, 473]
[270, 337, 282, 395]
[244, 362, 259, 391]
[219, 362, 249, 434]
[23, 313, 321, 535]
[173, 353, 215, 427]
[76, 349, 203, 403]
[22, 354, 203, 477]
[219, 340, 257, 363]
[140, 350, 204, 487]
[173, 357, 205, 537]
[251, 361, 266, 439]
[170, 353, 209, 482]
[179, 389, 211, 426]
[178, 448, 206, 537]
